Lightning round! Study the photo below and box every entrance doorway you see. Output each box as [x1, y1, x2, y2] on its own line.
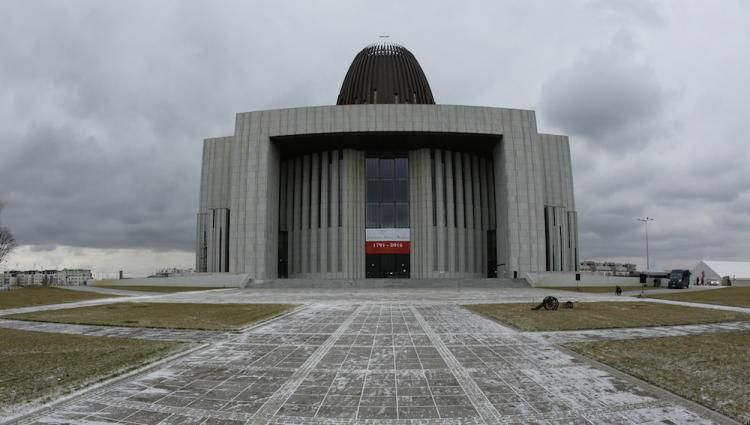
[487, 230, 497, 278]
[278, 231, 288, 278]
[366, 254, 410, 278]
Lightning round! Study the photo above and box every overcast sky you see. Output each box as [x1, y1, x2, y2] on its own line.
[1, 0, 749, 276]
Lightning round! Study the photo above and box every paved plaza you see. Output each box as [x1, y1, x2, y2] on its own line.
[2, 287, 747, 425]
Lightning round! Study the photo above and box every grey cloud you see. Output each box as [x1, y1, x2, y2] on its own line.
[0, 0, 749, 273]
[586, 0, 666, 26]
[540, 46, 665, 152]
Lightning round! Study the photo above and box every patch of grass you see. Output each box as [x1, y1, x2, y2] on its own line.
[0, 328, 180, 410]
[539, 286, 654, 293]
[0, 287, 115, 310]
[6, 302, 297, 330]
[648, 286, 750, 308]
[566, 331, 750, 424]
[463, 302, 750, 331]
[93, 285, 223, 293]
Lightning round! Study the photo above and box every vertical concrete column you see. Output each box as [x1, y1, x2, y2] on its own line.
[559, 207, 568, 273]
[293, 157, 302, 276]
[195, 213, 205, 272]
[284, 160, 294, 274]
[301, 155, 311, 274]
[472, 156, 483, 275]
[355, 150, 365, 278]
[455, 153, 466, 273]
[479, 159, 489, 276]
[341, 149, 365, 278]
[463, 154, 475, 274]
[567, 211, 578, 270]
[408, 150, 419, 277]
[284, 162, 293, 239]
[434, 149, 446, 274]
[330, 150, 340, 277]
[493, 138, 510, 278]
[310, 153, 320, 276]
[444, 151, 456, 274]
[279, 162, 287, 233]
[319, 151, 329, 274]
[424, 149, 435, 277]
[409, 149, 434, 279]
[340, 150, 351, 278]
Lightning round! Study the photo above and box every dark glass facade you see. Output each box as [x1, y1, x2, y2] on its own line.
[366, 153, 409, 278]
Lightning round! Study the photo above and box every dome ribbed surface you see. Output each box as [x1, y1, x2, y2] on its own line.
[337, 42, 435, 105]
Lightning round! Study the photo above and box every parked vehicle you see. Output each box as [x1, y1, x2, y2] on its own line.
[668, 269, 691, 289]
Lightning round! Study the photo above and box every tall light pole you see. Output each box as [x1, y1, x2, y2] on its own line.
[637, 217, 654, 271]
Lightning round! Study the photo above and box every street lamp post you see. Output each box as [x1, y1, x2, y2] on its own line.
[637, 217, 654, 298]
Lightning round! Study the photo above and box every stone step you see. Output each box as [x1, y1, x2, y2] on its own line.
[245, 278, 530, 289]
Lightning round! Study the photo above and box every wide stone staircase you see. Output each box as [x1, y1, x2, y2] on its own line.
[245, 278, 530, 289]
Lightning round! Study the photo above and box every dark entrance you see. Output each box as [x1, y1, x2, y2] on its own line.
[366, 254, 410, 278]
[487, 230, 497, 278]
[277, 231, 288, 278]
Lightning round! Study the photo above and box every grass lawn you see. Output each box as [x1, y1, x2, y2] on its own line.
[566, 331, 750, 424]
[0, 287, 115, 310]
[539, 286, 656, 293]
[92, 285, 223, 293]
[6, 302, 297, 330]
[648, 286, 750, 308]
[463, 302, 750, 331]
[0, 328, 181, 411]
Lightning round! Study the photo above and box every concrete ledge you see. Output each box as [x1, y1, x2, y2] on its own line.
[527, 272, 639, 287]
[104, 273, 251, 288]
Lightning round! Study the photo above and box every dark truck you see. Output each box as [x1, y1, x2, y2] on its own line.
[668, 269, 691, 289]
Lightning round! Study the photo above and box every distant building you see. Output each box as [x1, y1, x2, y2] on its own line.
[578, 261, 637, 276]
[691, 260, 750, 286]
[0, 269, 92, 287]
[149, 268, 194, 278]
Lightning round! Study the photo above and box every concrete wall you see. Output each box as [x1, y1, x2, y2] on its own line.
[196, 137, 233, 272]
[526, 272, 640, 287]
[410, 149, 494, 278]
[539, 134, 578, 272]
[197, 104, 578, 280]
[109, 273, 250, 288]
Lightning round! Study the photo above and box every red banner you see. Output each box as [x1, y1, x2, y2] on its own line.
[366, 241, 410, 254]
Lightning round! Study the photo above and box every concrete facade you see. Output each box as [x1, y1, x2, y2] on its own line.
[196, 104, 579, 280]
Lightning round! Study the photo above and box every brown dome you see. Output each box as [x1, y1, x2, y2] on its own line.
[337, 41, 435, 105]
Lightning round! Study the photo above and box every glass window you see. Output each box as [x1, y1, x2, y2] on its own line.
[367, 180, 379, 202]
[381, 180, 394, 202]
[366, 203, 379, 228]
[366, 158, 379, 179]
[380, 204, 394, 228]
[395, 179, 408, 202]
[396, 203, 409, 228]
[365, 154, 408, 229]
[395, 158, 408, 179]
[380, 159, 394, 179]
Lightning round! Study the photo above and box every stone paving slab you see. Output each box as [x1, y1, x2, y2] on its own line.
[7, 302, 726, 425]
[528, 321, 750, 344]
[0, 319, 217, 342]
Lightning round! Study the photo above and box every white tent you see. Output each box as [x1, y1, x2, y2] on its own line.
[691, 260, 750, 286]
